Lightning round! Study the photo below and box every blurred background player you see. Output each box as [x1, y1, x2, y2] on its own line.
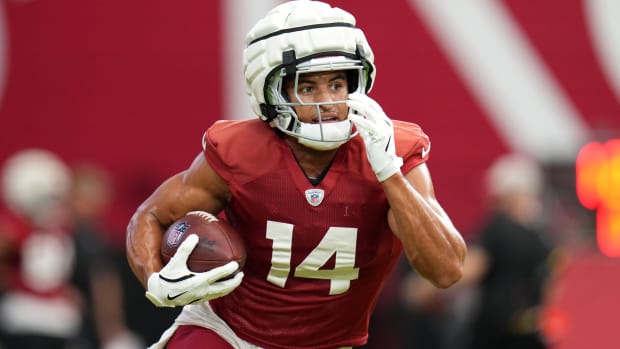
[0, 149, 80, 349]
[0, 149, 142, 349]
[126, 0, 466, 348]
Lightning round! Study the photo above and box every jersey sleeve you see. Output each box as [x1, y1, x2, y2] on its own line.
[393, 120, 431, 174]
[201, 119, 282, 185]
[202, 121, 234, 183]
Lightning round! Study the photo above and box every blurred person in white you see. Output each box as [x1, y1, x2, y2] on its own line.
[466, 153, 555, 349]
[68, 163, 143, 349]
[0, 149, 80, 349]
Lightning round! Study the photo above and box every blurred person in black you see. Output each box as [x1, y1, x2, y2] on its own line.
[68, 163, 143, 349]
[68, 162, 181, 347]
[468, 153, 554, 349]
[366, 153, 555, 349]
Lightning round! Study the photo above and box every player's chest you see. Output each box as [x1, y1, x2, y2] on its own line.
[229, 173, 394, 270]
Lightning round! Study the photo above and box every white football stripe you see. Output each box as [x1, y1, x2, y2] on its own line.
[410, 0, 591, 162]
[224, 0, 281, 120]
[585, 0, 620, 104]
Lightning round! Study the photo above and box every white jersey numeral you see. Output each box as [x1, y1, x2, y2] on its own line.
[266, 220, 360, 295]
[265, 221, 294, 288]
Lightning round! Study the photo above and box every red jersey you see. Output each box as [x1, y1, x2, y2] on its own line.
[203, 119, 429, 349]
[0, 209, 75, 297]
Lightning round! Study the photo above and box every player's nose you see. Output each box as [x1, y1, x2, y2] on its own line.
[315, 85, 337, 102]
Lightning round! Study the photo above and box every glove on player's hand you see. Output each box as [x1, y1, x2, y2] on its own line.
[347, 93, 403, 182]
[145, 234, 243, 307]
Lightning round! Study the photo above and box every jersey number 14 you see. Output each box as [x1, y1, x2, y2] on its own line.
[265, 220, 360, 295]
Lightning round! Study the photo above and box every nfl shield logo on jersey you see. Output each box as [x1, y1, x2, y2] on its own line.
[305, 189, 325, 207]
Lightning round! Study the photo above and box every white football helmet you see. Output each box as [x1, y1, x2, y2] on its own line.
[243, 0, 376, 150]
[1, 149, 71, 224]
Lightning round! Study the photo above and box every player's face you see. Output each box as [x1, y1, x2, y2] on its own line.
[284, 71, 349, 124]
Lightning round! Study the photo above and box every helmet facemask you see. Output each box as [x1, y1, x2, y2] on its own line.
[267, 56, 368, 151]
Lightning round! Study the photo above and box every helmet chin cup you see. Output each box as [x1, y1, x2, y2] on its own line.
[297, 119, 353, 151]
[298, 137, 348, 151]
[273, 110, 357, 151]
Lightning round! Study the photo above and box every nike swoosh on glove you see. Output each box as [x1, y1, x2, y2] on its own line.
[347, 93, 403, 182]
[145, 234, 244, 307]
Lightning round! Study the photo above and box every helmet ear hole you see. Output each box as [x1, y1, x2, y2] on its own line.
[346, 70, 359, 93]
[281, 75, 293, 103]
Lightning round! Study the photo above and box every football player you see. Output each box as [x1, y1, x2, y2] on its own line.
[126, 1, 467, 348]
[0, 149, 79, 349]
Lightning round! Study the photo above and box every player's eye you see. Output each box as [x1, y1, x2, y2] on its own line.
[298, 85, 314, 94]
[330, 81, 345, 91]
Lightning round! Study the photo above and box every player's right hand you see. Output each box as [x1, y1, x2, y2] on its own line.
[145, 234, 244, 307]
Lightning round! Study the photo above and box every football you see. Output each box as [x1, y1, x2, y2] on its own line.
[161, 211, 246, 273]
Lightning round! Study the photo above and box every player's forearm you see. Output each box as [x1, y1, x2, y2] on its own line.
[382, 174, 466, 288]
[126, 210, 165, 289]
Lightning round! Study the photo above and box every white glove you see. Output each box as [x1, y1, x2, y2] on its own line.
[145, 234, 244, 307]
[347, 93, 403, 182]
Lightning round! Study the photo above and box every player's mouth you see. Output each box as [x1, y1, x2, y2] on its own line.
[313, 114, 339, 123]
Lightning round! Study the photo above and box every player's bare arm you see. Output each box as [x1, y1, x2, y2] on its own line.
[347, 92, 466, 288]
[126, 153, 230, 288]
[384, 165, 466, 288]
